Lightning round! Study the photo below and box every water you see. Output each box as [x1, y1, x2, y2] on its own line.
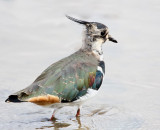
[0, 0, 160, 129]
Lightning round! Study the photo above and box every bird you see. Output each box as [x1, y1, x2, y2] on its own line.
[5, 15, 117, 120]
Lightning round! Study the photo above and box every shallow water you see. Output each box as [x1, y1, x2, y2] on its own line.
[0, 0, 160, 129]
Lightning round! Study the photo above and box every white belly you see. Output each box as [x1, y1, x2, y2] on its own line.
[48, 89, 98, 108]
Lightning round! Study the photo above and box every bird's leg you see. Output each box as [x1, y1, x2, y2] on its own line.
[76, 108, 80, 117]
[50, 108, 57, 121]
[76, 106, 81, 117]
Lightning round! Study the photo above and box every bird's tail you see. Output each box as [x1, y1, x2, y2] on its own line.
[5, 95, 25, 103]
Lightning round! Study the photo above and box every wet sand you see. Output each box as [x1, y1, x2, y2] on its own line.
[0, 0, 160, 129]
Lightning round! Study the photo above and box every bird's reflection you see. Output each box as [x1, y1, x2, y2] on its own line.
[76, 117, 82, 129]
[37, 116, 84, 130]
[36, 105, 112, 130]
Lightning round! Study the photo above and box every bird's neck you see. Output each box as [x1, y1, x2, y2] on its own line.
[81, 36, 104, 61]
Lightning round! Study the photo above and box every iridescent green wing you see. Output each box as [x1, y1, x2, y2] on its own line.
[43, 59, 97, 102]
[39, 51, 98, 102]
[13, 50, 98, 102]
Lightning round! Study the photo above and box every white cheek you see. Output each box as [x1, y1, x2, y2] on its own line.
[106, 35, 109, 41]
[96, 38, 104, 43]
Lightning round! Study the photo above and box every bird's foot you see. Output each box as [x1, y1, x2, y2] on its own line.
[50, 114, 56, 121]
[50, 115, 54, 121]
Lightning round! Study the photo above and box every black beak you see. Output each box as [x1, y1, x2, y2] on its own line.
[108, 35, 118, 43]
[66, 15, 89, 25]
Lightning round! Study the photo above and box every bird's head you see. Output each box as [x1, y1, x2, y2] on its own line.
[66, 15, 118, 44]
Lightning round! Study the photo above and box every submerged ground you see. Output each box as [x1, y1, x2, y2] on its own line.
[0, 0, 160, 129]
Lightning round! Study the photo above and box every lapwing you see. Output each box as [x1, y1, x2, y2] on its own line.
[5, 15, 117, 120]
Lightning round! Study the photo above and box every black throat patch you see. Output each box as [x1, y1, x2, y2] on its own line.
[98, 61, 105, 74]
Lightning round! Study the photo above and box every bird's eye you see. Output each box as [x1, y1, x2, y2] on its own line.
[101, 31, 106, 36]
